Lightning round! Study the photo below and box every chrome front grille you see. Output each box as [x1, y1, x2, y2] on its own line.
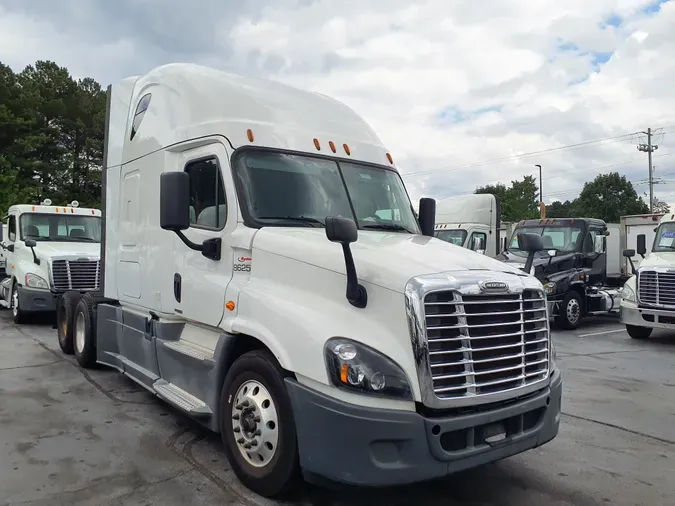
[423, 290, 550, 399]
[638, 270, 675, 307]
[51, 259, 100, 292]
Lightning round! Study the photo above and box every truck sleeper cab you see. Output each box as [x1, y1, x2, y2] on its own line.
[57, 63, 562, 498]
[620, 213, 675, 339]
[0, 201, 101, 324]
[499, 218, 621, 330]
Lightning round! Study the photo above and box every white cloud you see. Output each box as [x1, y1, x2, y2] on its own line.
[1, 0, 674, 208]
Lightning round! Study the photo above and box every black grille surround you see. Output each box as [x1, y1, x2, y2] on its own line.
[50, 259, 100, 292]
[638, 269, 675, 307]
[423, 289, 550, 400]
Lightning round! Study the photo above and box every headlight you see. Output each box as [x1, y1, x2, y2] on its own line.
[543, 282, 556, 295]
[622, 284, 636, 303]
[25, 273, 49, 289]
[324, 337, 413, 400]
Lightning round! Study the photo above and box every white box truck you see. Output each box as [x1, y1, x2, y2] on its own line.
[0, 200, 101, 323]
[619, 213, 663, 277]
[620, 212, 675, 339]
[433, 194, 502, 257]
[55, 63, 562, 497]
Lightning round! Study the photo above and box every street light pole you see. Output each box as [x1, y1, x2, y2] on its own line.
[535, 164, 544, 218]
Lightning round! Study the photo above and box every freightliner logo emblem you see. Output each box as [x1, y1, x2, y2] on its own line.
[479, 281, 508, 291]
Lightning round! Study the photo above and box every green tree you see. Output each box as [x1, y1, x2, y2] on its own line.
[574, 172, 648, 222]
[0, 59, 106, 215]
[546, 200, 576, 218]
[475, 175, 539, 221]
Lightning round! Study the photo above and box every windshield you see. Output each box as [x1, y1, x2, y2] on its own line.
[233, 151, 420, 233]
[653, 222, 675, 252]
[20, 213, 101, 242]
[435, 229, 467, 246]
[509, 225, 583, 256]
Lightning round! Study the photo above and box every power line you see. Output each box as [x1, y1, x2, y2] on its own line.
[403, 130, 645, 178]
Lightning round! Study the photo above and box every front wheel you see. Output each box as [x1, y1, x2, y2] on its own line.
[73, 295, 97, 368]
[11, 283, 28, 324]
[626, 324, 652, 340]
[220, 350, 300, 498]
[554, 291, 583, 330]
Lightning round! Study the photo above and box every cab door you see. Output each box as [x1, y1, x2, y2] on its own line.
[170, 140, 236, 328]
[583, 226, 607, 285]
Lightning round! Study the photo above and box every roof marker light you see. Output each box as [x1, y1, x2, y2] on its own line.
[246, 129, 254, 142]
[343, 143, 351, 155]
[313, 138, 321, 150]
[329, 141, 336, 153]
[386, 153, 393, 164]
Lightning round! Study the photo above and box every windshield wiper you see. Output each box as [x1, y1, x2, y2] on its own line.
[258, 216, 325, 227]
[361, 223, 414, 233]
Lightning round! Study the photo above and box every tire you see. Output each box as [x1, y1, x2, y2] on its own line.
[626, 324, 652, 340]
[220, 349, 300, 498]
[73, 295, 97, 368]
[57, 291, 82, 355]
[554, 291, 583, 330]
[11, 282, 28, 324]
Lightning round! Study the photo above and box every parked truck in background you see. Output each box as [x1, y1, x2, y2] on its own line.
[0, 224, 7, 277]
[499, 217, 624, 329]
[620, 212, 675, 339]
[619, 213, 664, 277]
[54, 63, 562, 497]
[0, 200, 101, 324]
[433, 194, 501, 257]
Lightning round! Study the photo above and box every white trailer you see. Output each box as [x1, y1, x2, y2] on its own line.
[434, 194, 502, 257]
[55, 63, 561, 497]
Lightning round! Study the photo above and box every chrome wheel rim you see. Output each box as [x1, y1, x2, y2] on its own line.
[74, 312, 85, 354]
[567, 298, 580, 324]
[231, 380, 279, 468]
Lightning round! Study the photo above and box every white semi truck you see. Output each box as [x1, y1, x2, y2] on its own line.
[0, 200, 101, 323]
[55, 63, 562, 497]
[620, 212, 675, 338]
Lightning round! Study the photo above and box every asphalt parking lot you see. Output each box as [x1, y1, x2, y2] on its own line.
[1, 311, 674, 506]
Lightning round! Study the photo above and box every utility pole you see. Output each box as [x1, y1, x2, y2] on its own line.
[638, 128, 659, 212]
[535, 164, 545, 218]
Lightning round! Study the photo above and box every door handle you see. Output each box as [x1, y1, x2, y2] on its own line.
[173, 273, 181, 303]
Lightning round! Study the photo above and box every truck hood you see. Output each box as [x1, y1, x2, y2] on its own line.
[639, 252, 675, 269]
[252, 228, 525, 293]
[33, 242, 100, 260]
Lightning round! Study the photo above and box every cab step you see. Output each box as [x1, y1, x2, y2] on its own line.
[153, 379, 212, 417]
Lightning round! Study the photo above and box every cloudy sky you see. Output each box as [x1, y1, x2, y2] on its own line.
[1, 0, 674, 207]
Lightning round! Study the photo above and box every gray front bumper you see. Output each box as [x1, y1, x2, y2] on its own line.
[286, 369, 562, 487]
[620, 302, 675, 329]
[17, 286, 58, 312]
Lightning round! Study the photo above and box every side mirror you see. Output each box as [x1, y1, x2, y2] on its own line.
[418, 198, 436, 237]
[637, 234, 646, 258]
[517, 232, 544, 253]
[326, 216, 357, 244]
[472, 236, 486, 254]
[24, 239, 40, 265]
[517, 232, 543, 275]
[326, 216, 366, 308]
[160, 171, 221, 261]
[160, 171, 190, 231]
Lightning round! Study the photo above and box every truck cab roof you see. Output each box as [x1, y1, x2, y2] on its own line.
[515, 217, 606, 228]
[8, 204, 101, 217]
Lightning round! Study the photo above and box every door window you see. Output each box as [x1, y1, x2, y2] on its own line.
[8, 216, 16, 242]
[185, 157, 227, 229]
[469, 231, 487, 252]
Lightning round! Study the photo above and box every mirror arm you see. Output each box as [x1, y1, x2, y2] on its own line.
[523, 252, 535, 274]
[175, 230, 203, 252]
[628, 257, 637, 275]
[29, 247, 40, 265]
[341, 243, 367, 308]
